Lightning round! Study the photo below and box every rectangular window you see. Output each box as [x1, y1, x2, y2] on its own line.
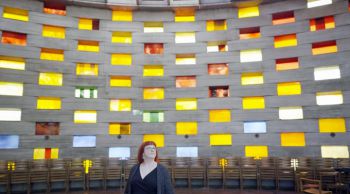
[109, 147, 131, 159]
[316, 91, 343, 105]
[3, 7, 29, 21]
[241, 72, 264, 85]
[242, 96, 265, 110]
[277, 82, 301, 96]
[209, 110, 231, 122]
[312, 40, 337, 55]
[144, 22, 163, 33]
[110, 99, 131, 111]
[176, 54, 196, 65]
[175, 9, 195, 22]
[276, 57, 299, 71]
[321, 146, 349, 158]
[40, 48, 64, 61]
[37, 97, 61, 110]
[75, 87, 98, 99]
[310, 16, 335, 31]
[279, 106, 303, 120]
[206, 20, 227, 31]
[77, 40, 99, 52]
[78, 18, 99, 30]
[110, 76, 131, 87]
[73, 136, 96, 148]
[239, 27, 260, 40]
[1, 31, 27, 46]
[272, 11, 295, 25]
[0, 108, 21, 121]
[143, 111, 164, 122]
[143, 65, 163, 77]
[33, 148, 59, 160]
[245, 146, 268, 159]
[314, 65, 340, 80]
[175, 32, 195, 43]
[76, 63, 98, 76]
[238, 6, 259, 18]
[35, 122, 59, 135]
[0, 81, 23, 96]
[143, 88, 164, 100]
[176, 76, 196, 88]
[43, 0, 66, 16]
[176, 98, 197, 110]
[143, 134, 164, 147]
[319, 118, 346, 133]
[112, 32, 132, 44]
[109, 123, 131, 135]
[74, 110, 97, 123]
[0, 56, 25, 70]
[144, 43, 164, 55]
[281, 132, 306, 146]
[210, 134, 232, 146]
[176, 147, 198, 157]
[38, 72, 63, 86]
[0, 135, 19, 149]
[244, 121, 267, 133]
[42, 25, 65, 39]
[307, 0, 332, 8]
[240, 49, 262, 62]
[207, 41, 228, 52]
[111, 54, 132, 66]
[274, 34, 297, 48]
[208, 63, 228, 75]
[112, 10, 132, 22]
[209, 86, 229, 98]
[176, 122, 197, 135]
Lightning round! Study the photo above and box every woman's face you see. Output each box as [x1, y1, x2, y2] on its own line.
[143, 144, 157, 159]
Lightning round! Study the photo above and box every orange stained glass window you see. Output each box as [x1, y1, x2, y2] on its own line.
[144, 43, 164, 55]
[3, 7, 29, 21]
[33, 148, 59, 159]
[239, 27, 260, 40]
[274, 34, 297, 48]
[272, 11, 295, 25]
[310, 16, 335, 31]
[276, 57, 299, 71]
[43, 0, 66, 16]
[208, 64, 228, 75]
[281, 132, 306, 147]
[209, 86, 229, 98]
[207, 20, 227, 31]
[312, 40, 337, 55]
[1, 31, 27, 46]
[176, 76, 196, 88]
[175, 8, 195, 22]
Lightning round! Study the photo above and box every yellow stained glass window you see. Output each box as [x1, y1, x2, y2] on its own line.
[321, 146, 349, 158]
[279, 106, 303, 120]
[176, 54, 196, 65]
[242, 97, 265, 109]
[274, 34, 297, 48]
[112, 10, 132, 22]
[175, 32, 196, 43]
[3, 7, 29, 21]
[111, 54, 132, 66]
[42, 25, 65, 39]
[312, 40, 337, 55]
[40, 48, 64, 61]
[143, 65, 163, 77]
[277, 82, 301, 96]
[238, 6, 259, 18]
[0, 56, 25, 70]
[78, 18, 92, 30]
[209, 110, 231, 122]
[143, 134, 164, 147]
[316, 91, 343, 105]
[110, 76, 131, 87]
[206, 20, 227, 31]
[210, 134, 232, 146]
[319, 118, 346, 133]
[33, 148, 59, 160]
[241, 72, 264, 85]
[240, 49, 262, 62]
[74, 110, 97, 123]
[76, 63, 98, 76]
[143, 88, 164, 100]
[112, 32, 132, 44]
[37, 97, 61, 110]
[144, 22, 163, 33]
[176, 98, 197, 110]
[77, 40, 99, 52]
[175, 9, 195, 22]
[176, 122, 197, 135]
[0, 81, 23, 96]
[110, 99, 131, 111]
[245, 146, 268, 159]
[281, 132, 305, 146]
[109, 123, 131, 135]
[38, 72, 63, 86]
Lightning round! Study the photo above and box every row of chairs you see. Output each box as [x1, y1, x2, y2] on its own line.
[0, 157, 349, 193]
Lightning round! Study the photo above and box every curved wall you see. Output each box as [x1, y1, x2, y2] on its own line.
[0, 0, 349, 159]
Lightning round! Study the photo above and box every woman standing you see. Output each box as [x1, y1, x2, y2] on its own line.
[124, 141, 174, 194]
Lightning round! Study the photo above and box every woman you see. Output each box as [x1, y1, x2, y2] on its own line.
[124, 141, 174, 194]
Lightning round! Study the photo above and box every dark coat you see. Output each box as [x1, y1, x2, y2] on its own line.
[124, 163, 175, 194]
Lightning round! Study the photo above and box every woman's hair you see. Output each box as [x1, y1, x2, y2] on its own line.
[137, 141, 159, 163]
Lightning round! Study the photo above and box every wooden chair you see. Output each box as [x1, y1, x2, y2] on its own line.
[28, 160, 49, 193]
[300, 178, 332, 194]
[276, 157, 296, 191]
[172, 158, 189, 187]
[105, 158, 123, 190]
[49, 159, 68, 192]
[240, 157, 258, 190]
[10, 160, 29, 193]
[188, 158, 206, 188]
[86, 158, 106, 190]
[258, 157, 277, 190]
[320, 171, 348, 194]
[68, 158, 85, 190]
[206, 157, 223, 188]
[158, 158, 172, 183]
[0, 160, 9, 194]
[223, 157, 240, 189]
